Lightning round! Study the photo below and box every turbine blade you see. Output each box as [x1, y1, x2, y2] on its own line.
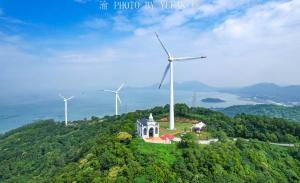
[59, 93, 64, 99]
[155, 32, 171, 57]
[173, 56, 206, 61]
[67, 96, 74, 100]
[117, 94, 122, 104]
[159, 63, 170, 89]
[104, 90, 116, 93]
[117, 83, 125, 92]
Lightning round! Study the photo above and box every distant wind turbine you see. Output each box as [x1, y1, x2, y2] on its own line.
[192, 92, 197, 107]
[104, 83, 124, 116]
[155, 32, 206, 130]
[59, 94, 74, 126]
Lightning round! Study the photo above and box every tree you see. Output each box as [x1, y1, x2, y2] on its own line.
[117, 132, 132, 144]
[283, 134, 297, 143]
[175, 103, 189, 116]
[179, 133, 197, 148]
[216, 130, 228, 142]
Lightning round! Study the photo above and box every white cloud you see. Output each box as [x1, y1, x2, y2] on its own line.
[112, 15, 135, 32]
[73, 0, 90, 3]
[196, 0, 250, 17]
[192, 0, 300, 86]
[96, 0, 251, 34]
[1, 0, 300, 93]
[133, 0, 252, 32]
[212, 0, 300, 40]
[0, 8, 29, 26]
[0, 32, 22, 44]
[132, 0, 300, 86]
[81, 17, 108, 29]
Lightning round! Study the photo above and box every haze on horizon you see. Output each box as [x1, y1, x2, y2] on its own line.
[0, 0, 300, 96]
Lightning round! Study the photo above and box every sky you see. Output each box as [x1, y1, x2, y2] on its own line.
[0, 0, 300, 95]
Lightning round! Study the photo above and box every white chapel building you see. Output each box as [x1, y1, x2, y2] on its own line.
[191, 121, 206, 133]
[137, 113, 159, 138]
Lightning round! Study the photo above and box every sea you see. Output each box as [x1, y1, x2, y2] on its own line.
[0, 88, 258, 133]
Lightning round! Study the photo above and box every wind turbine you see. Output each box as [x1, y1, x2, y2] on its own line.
[104, 83, 124, 116]
[59, 94, 74, 126]
[155, 33, 206, 130]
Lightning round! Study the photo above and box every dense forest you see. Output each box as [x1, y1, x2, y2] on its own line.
[0, 104, 300, 182]
[220, 104, 300, 122]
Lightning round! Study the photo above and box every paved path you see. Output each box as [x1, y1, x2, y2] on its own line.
[268, 142, 294, 147]
[233, 138, 295, 147]
[198, 139, 218, 144]
[179, 137, 295, 146]
[145, 136, 296, 147]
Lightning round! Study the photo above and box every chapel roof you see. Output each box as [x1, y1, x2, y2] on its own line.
[138, 113, 156, 126]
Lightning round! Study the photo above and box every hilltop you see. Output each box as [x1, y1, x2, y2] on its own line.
[220, 104, 300, 122]
[0, 104, 300, 182]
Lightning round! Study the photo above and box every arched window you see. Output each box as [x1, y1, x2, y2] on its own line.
[155, 127, 158, 134]
[143, 128, 147, 135]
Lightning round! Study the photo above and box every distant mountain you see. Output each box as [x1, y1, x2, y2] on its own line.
[220, 83, 300, 103]
[129, 81, 300, 104]
[232, 83, 280, 93]
[132, 80, 216, 92]
[220, 104, 300, 122]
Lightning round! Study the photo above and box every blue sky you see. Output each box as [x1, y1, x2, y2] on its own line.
[0, 0, 300, 95]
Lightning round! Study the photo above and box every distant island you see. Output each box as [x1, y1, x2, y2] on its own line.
[202, 98, 225, 103]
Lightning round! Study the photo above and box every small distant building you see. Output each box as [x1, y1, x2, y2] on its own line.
[191, 121, 206, 133]
[161, 133, 174, 144]
[161, 133, 175, 140]
[137, 113, 159, 138]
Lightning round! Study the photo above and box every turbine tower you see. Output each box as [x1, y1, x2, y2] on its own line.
[155, 33, 206, 130]
[59, 94, 74, 126]
[104, 83, 124, 116]
[192, 92, 197, 107]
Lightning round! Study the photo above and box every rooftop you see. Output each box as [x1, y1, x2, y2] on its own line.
[138, 113, 156, 126]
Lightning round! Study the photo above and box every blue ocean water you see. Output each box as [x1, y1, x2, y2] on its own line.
[0, 88, 257, 133]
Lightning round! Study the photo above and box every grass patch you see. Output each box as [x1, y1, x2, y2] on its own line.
[135, 139, 180, 167]
[159, 121, 193, 136]
[159, 121, 212, 139]
[196, 131, 212, 140]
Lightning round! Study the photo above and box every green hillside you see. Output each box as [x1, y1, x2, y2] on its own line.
[0, 104, 300, 182]
[220, 104, 300, 122]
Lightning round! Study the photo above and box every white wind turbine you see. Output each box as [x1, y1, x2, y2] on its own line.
[155, 33, 206, 130]
[59, 94, 74, 126]
[104, 83, 124, 116]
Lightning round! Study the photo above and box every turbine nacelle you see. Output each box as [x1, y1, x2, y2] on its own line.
[168, 56, 174, 62]
[63, 97, 74, 102]
[59, 94, 74, 101]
